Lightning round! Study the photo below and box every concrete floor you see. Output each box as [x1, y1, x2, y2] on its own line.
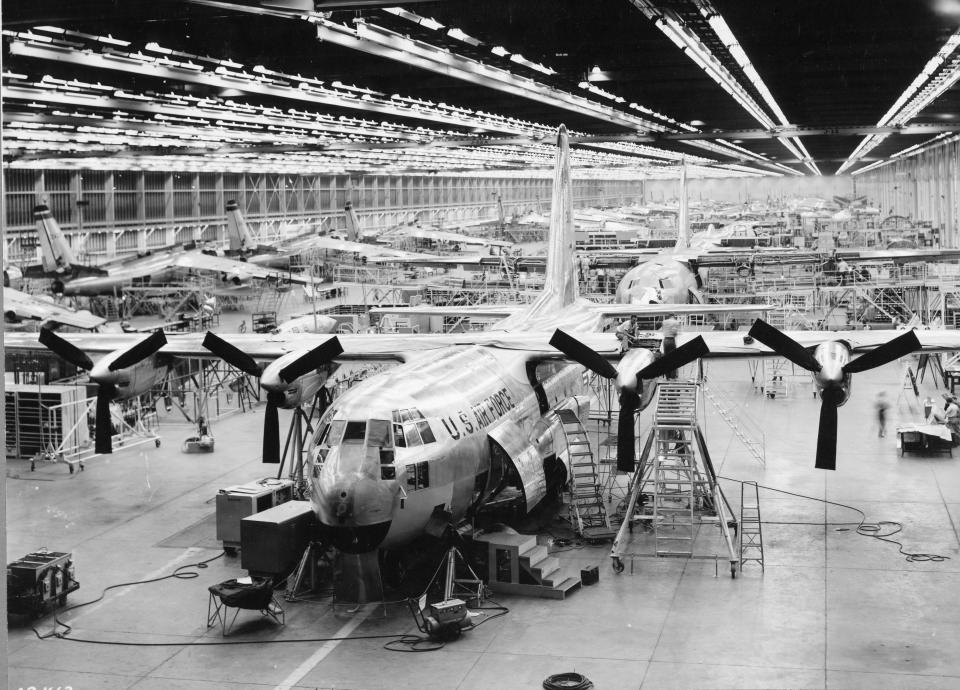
[7, 353, 960, 689]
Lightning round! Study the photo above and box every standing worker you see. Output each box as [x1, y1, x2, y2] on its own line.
[661, 313, 680, 379]
[875, 391, 889, 438]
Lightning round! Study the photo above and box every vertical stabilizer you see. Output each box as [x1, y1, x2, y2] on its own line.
[225, 200, 257, 251]
[675, 161, 689, 250]
[541, 125, 577, 307]
[34, 205, 76, 274]
[344, 201, 361, 242]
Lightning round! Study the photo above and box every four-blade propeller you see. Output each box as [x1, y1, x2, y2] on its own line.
[748, 319, 921, 470]
[202, 332, 343, 463]
[550, 329, 709, 472]
[39, 327, 167, 454]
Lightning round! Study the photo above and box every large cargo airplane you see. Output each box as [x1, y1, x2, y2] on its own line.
[4, 287, 106, 330]
[5, 126, 946, 563]
[20, 205, 319, 296]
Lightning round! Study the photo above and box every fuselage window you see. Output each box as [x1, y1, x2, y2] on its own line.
[393, 423, 406, 448]
[406, 461, 430, 490]
[343, 421, 365, 442]
[416, 420, 436, 444]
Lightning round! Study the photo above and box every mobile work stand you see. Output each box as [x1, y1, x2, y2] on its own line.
[611, 382, 740, 578]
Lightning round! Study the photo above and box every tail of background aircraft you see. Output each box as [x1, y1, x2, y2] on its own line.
[539, 124, 577, 308]
[673, 161, 690, 251]
[225, 200, 258, 251]
[34, 204, 77, 274]
[343, 201, 361, 242]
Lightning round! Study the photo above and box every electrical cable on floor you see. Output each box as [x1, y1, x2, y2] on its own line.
[719, 476, 951, 563]
[26, 551, 507, 650]
[542, 671, 594, 689]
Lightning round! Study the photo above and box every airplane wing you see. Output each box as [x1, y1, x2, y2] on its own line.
[596, 303, 772, 319]
[380, 226, 513, 248]
[3, 288, 106, 330]
[369, 305, 524, 319]
[681, 328, 960, 357]
[170, 252, 317, 286]
[3, 330, 622, 362]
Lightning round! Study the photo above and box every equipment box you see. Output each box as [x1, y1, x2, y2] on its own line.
[216, 478, 294, 552]
[7, 550, 79, 618]
[241, 500, 317, 576]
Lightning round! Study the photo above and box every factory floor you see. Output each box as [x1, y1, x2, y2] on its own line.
[7, 357, 960, 690]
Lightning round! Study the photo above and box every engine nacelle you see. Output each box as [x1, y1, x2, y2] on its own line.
[260, 353, 332, 407]
[616, 347, 659, 411]
[812, 340, 852, 407]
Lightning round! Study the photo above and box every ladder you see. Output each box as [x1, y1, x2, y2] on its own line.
[556, 408, 611, 538]
[739, 481, 764, 571]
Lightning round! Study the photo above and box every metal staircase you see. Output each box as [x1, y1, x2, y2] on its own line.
[556, 408, 612, 538]
[739, 481, 764, 571]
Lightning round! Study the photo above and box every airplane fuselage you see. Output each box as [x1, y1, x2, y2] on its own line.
[307, 344, 595, 553]
[616, 257, 700, 305]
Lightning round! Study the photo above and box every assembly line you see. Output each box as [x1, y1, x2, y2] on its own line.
[4, 2, 960, 689]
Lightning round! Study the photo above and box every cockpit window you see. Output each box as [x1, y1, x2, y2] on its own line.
[393, 408, 425, 423]
[403, 423, 423, 447]
[393, 424, 405, 448]
[416, 420, 436, 444]
[343, 421, 365, 442]
[366, 419, 392, 447]
[325, 420, 345, 447]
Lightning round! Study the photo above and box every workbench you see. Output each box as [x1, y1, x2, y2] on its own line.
[896, 424, 954, 457]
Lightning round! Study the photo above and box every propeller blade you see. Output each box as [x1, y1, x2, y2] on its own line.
[279, 337, 344, 383]
[549, 329, 618, 379]
[202, 331, 262, 377]
[262, 392, 283, 463]
[109, 330, 167, 371]
[638, 335, 709, 379]
[617, 389, 640, 473]
[748, 319, 821, 372]
[39, 328, 94, 371]
[815, 391, 840, 470]
[94, 383, 116, 454]
[843, 330, 921, 374]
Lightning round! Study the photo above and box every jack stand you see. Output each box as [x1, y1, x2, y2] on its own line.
[411, 545, 485, 641]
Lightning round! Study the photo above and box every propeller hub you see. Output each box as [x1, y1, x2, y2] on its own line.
[616, 348, 656, 392]
[814, 341, 851, 382]
[89, 360, 122, 385]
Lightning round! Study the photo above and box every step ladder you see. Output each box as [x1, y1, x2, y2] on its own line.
[611, 382, 740, 578]
[555, 408, 612, 538]
[701, 379, 766, 466]
[739, 481, 764, 571]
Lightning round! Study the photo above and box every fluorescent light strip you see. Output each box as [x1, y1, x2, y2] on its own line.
[839, 28, 960, 174]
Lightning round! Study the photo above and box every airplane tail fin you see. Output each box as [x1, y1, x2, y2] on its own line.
[34, 205, 76, 274]
[225, 200, 257, 251]
[673, 161, 689, 251]
[344, 201, 361, 242]
[540, 124, 577, 307]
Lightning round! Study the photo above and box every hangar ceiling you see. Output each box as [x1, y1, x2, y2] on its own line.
[3, 0, 959, 177]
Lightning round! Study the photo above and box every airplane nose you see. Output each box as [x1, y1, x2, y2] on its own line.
[314, 474, 396, 553]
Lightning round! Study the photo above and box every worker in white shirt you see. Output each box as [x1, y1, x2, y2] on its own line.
[661, 314, 680, 379]
[616, 315, 638, 348]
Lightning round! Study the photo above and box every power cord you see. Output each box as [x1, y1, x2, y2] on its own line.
[543, 671, 594, 689]
[719, 476, 951, 563]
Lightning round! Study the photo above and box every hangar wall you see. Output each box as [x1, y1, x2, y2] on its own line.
[855, 138, 960, 248]
[2, 169, 642, 262]
[642, 173, 855, 204]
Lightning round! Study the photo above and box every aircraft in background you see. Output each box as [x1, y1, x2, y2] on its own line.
[4, 287, 106, 330]
[224, 200, 487, 268]
[20, 205, 317, 296]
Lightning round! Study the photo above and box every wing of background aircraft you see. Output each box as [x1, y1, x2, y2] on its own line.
[4, 287, 106, 330]
[379, 225, 513, 249]
[170, 252, 318, 286]
[370, 302, 773, 321]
